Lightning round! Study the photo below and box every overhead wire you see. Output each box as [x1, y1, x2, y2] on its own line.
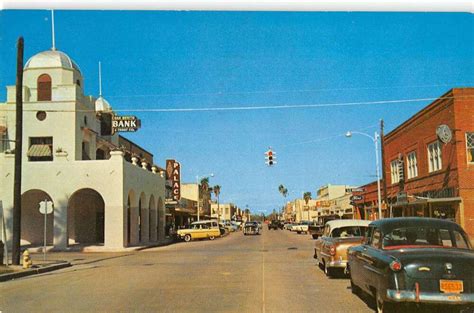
[0, 95, 471, 113]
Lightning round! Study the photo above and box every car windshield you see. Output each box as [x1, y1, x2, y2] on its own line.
[382, 226, 471, 250]
[331, 226, 367, 238]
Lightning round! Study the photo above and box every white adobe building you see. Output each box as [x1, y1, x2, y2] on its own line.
[0, 48, 166, 250]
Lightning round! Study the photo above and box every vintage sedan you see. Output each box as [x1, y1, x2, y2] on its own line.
[243, 221, 260, 235]
[347, 217, 474, 313]
[176, 220, 221, 242]
[314, 219, 370, 277]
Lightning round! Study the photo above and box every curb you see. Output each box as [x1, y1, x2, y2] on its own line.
[0, 262, 72, 282]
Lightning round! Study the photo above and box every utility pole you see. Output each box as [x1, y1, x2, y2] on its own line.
[380, 119, 388, 211]
[12, 37, 24, 265]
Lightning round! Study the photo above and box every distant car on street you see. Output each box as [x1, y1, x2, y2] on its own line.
[292, 221, 311, 234]
[243, 221, 260, 235]
[348, 217, 474, 313]
[283, 222, 292, 230]
[176, 220, 221, 242]
[268, 220, 280, 230]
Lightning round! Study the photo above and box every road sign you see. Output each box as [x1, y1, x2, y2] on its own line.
[39, 201, 53, 214]
[397, 192, 408, 205]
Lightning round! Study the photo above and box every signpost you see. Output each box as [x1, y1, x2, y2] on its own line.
[166, 160, 181, 201]
[39, 200, 53, 261]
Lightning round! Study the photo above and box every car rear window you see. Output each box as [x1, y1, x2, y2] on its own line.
[382, 226, 471, 250]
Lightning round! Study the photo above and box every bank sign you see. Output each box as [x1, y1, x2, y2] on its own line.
[112, 115, 141, 134]
[166, 160, 181, 201]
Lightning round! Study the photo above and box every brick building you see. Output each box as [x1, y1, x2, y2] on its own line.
[354, 88, 474, 237]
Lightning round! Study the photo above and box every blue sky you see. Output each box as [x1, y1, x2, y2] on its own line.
[1, 11, 473, 213]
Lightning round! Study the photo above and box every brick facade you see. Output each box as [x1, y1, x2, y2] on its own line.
[354, 88, 474, 237]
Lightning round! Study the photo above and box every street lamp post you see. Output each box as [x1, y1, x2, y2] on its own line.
[196, 173, 214, 221]
[346, 130, 383, 220]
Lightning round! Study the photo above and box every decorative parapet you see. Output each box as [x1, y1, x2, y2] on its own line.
[141, 160, 148, 170]
[131, 155, 139, 165]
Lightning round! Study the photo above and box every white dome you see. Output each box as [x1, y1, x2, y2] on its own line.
[25, 50, 81, 73]
[95, 96, 112, 112]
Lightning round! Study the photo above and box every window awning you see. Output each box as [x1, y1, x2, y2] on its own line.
[27, 144, 52, 157]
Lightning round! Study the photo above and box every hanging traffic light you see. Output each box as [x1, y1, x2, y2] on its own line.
[265, 149, 276, 166]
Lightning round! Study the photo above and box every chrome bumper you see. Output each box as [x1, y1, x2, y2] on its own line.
[387, 289, 474, 304]
[327, 260, 347, 269]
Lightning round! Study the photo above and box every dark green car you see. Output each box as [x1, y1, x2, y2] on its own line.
[347, 218, 474, 313]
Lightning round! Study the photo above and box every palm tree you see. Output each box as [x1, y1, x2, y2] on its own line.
[303, 192, 312, 221]
[213, 185, 221, 222]
[278, 184, 288, 198]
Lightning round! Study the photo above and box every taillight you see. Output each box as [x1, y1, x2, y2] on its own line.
[390, 260, 402, 272]
[329, 245, 336, 256]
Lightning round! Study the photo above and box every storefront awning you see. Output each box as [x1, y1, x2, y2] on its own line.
[391, 197, 462, 208]
[27, 144, 52, 157]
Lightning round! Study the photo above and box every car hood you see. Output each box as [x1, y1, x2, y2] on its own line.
[387, 248, 474, 280]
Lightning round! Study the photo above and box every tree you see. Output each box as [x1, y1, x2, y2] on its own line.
[213, 185, 221, 221]
[278, 184, 288, 198]
[303, 192, 312, 205]
[303, 192, 312, 221]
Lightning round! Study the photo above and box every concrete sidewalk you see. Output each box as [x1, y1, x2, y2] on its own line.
[0, 238, 176, 282]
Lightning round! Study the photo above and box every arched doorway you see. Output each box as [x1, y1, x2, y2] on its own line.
[67, 188, 105, 245]
[138, 192, 147, 243]
[21, 189, 53, 246]
[157, 197, 164, 241]
[149, 195, 156, 242]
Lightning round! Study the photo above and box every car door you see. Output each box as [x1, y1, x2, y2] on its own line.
[358, 227, 383, 292]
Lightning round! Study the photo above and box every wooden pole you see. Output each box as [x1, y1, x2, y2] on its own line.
[12, 37, 24, 265]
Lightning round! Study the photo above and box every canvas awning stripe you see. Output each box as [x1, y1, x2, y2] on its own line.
[27, 144, 52, 157]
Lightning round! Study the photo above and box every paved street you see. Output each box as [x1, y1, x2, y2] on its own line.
[0, 229, 373, 313]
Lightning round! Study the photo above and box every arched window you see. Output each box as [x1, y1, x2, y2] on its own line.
[37, 74, 52, 101]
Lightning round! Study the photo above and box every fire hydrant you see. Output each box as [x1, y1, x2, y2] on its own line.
[22, 250, 32, 269]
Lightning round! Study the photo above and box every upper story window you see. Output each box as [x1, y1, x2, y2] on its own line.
[37, 74, 52, 101]
[390, 159, 400, 184]
[466, 132, 474, 164]
[407, 151, 418, 179]
[27, 137, 53, 161]
[428, 141, 442, 172]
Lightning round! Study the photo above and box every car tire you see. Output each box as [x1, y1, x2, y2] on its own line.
[350, 277, 361, 296]
[184, 234, 192, 242]
[209, 236, 215, 240]
[312, 234, 318, 239]
[297, 231, 301, 234]
[376, 289, 396, 313]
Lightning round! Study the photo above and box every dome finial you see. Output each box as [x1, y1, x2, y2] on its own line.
[51, 10, 56, 51]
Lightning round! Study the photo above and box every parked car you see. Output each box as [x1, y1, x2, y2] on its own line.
[243, 221, 260, 235]
[176, 220, 221, 242]
[314, 219, 370, 277]
[293, 221, 311, 234]
[309, 215, 341, 239]
[283, 222, 293, 230]
[348, 217, 474, 313]
[268, 220, 280, 230]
